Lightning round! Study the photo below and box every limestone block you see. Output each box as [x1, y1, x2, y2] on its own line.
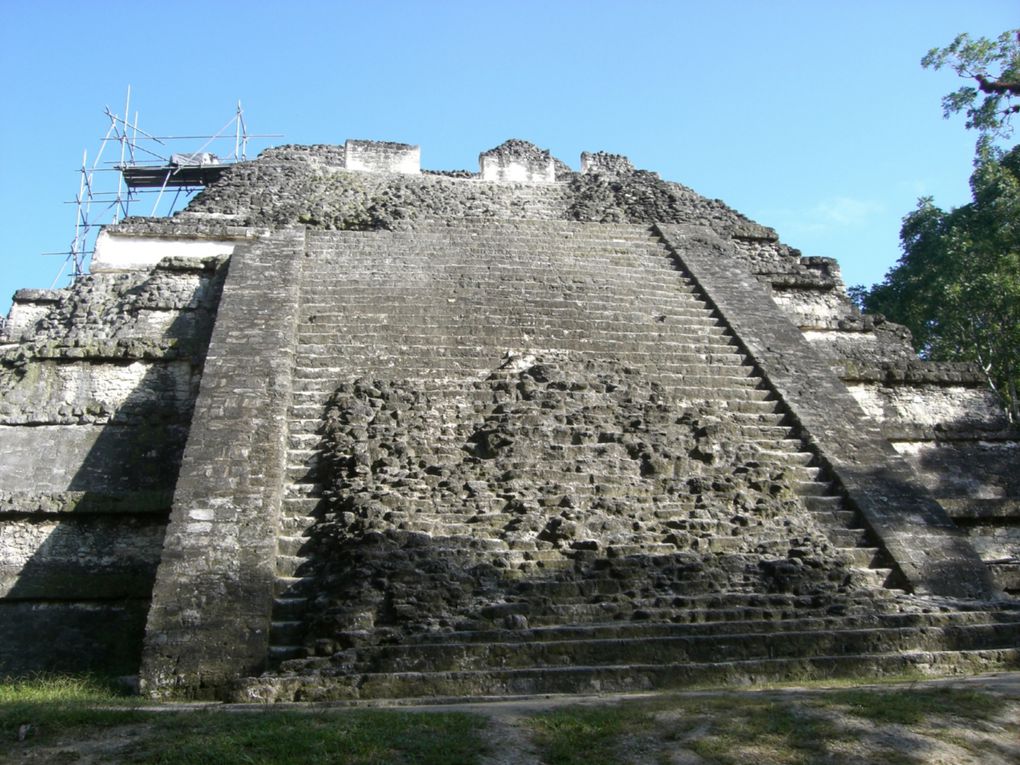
[771, 288, 854, 329]
[479, 141, 556, 183]
[848, 383, 1009, 432]
[0, 515, 164, 598]
[803, 329, 878, 360]
[344, 140, 420, 175]
[4, 268, 221, 353]
[580, 152, 634, 175]
[892, 440, 1020, 500]
[0, 360, 198, 424]
[92, 231, 236, 272]
[5, 290, 63, 341]
[0, 423, 186, 493]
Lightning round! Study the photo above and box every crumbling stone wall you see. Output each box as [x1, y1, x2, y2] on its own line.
[181, 140, 778, 243]
[289, 357, 862, 665]
[0, 252, 226, 676]
[3, 138, 1016, 694]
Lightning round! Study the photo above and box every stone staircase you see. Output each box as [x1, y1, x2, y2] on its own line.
[246, 221, 1017, 700]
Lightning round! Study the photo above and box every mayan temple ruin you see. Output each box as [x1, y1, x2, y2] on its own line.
[1, 139, 1018, 700]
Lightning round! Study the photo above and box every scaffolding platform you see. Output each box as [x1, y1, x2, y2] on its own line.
[119, 162, 230, 188]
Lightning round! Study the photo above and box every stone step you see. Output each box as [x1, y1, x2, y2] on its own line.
[281, 495, 323, 514]
[812, 509, 861, 527]
[241, 647, 1020, 702]
[333, 621, 1020, 675]
[274, 576, 316, 597]
[268, 645, 307, 663]
[284, 380, 788, 413]
[270, 620, 306, 645]
[305, 241, 690, 257]
[392, 608, 1020, 645]
[827, 527, 870, 547]
[296, 343, 750, 369]
[276, 554, 314, 577]
[298, 318, 731, 337]
[839, 547, 882, 568]
[849, 567, 897, 589]
[272, 596, 309, 621]
[794, 481, 833, 497]
[302, 306, 725, 324]
[277, 535, 309, 557]
[283, 387, 780, 423]
[289, 346, 747, 380]
[755, 450, 815, 466]
[989, 563, 1020, 593]
[298, 261, 699, 279]
[803, 495, 844, 512]
[298, 287, 708, 306]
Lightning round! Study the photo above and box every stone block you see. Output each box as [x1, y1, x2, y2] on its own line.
[344, 140, 420, 175]
[92, 231, 237, 272]
[480, 140, 556, 183]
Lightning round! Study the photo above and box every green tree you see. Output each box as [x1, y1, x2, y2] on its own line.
[862, 146, 1020, 421]
[922, 30, 1020, 145]
[857, 31, 1020, 422]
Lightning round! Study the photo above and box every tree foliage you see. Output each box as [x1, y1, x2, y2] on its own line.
[856, 31, 1020, 421]
[862, 146, 1020, 421]
[922, 30, 1020, 144]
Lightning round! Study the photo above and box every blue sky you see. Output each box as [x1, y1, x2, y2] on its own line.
[1, 1, 1017, 316]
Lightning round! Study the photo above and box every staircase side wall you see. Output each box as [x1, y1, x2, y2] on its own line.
[655, 223, 995, 600]
[140, 229, 305, 699]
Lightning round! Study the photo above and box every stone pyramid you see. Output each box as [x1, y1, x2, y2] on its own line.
[1, 140, 1017, 700]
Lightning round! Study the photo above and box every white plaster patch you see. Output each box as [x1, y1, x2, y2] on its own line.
[771, 290, 849, 328]
[479, 155, 556, 183]
[344, 140, 420, 175]
[5, 303, 52, 340]
[92, 232, 236, 272]
[849, 383, 1006, 429]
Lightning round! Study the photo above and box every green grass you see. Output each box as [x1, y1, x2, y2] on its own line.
[828, 687, 1002, 725]
[0, 673, 144, 732]
[2, 676, 1012, 765]
[671, 697, 846, 765]
[525, 687, 1009, 765]
[1, 675, 488, 765]
[117, 709, 487, 765]
[528, 704, 656, 765]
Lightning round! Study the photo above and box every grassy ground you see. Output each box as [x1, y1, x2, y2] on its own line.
[2, 674, 1018, 764]
[525, 686, 1011, 765]
[0, 676, 487, 764]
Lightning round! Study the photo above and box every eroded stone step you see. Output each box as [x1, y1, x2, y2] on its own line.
[329, 622, 1020, 675]
[241, 647, 1020, 702]
[276, 554, 314, 577]
[272, 596, 309, 621]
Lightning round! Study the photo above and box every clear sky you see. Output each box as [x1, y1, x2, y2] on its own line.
[1, 1, 1017, 316]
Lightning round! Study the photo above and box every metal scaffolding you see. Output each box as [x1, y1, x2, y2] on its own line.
[54, 87, 280, 286]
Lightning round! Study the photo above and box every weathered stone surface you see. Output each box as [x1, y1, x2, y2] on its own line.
[140, 229, 305, 699]
[0, 514, 164, 598]
[2, 140, 1017, 696]
[182, 142, 776, 241]
[293, 358, 856, 657]
[655, 223, 994, 599]
[0, 601, 149, 676]
[0, 248, 225, 678]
